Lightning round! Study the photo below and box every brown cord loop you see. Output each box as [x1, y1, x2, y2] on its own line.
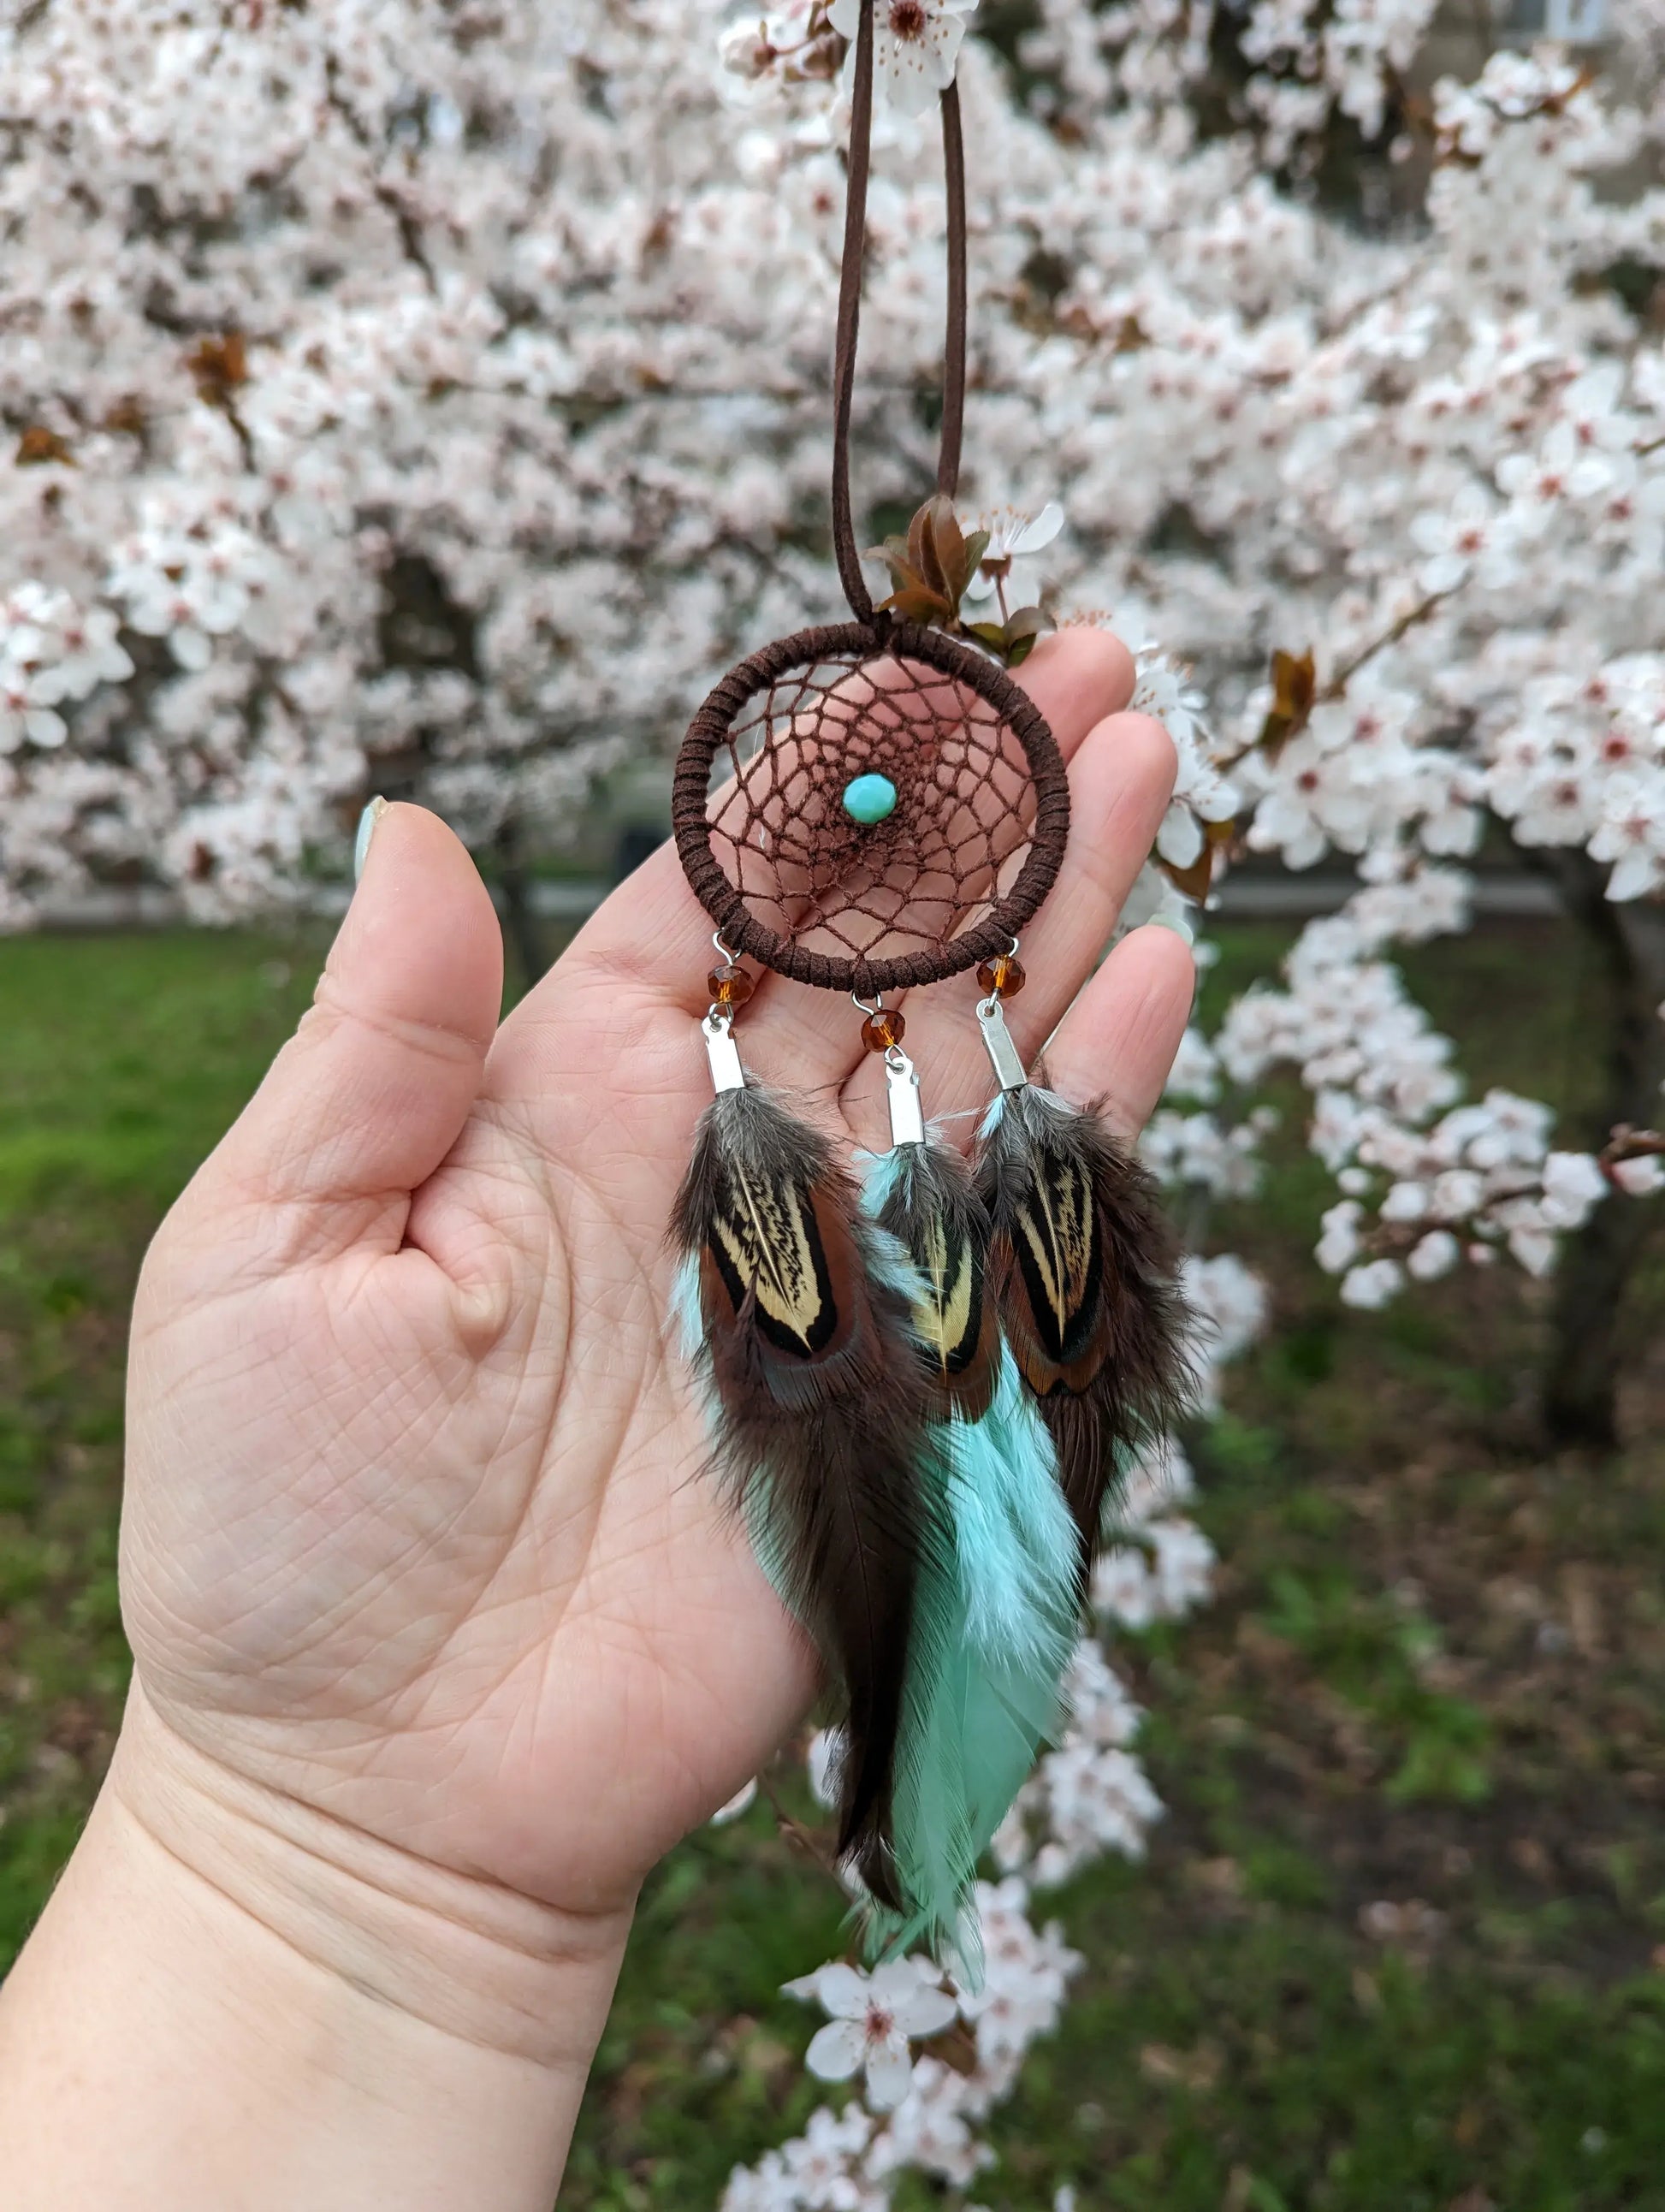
[831, 12, 970, 612]
[672, 620, 1070, 997]
[671, 31, 1067, 1000]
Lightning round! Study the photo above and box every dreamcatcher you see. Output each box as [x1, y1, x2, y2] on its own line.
[669, 7, 1190, 1962]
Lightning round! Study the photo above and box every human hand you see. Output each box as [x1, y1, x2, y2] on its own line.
[0, 630, 1191, 2212]
[120, 628, 1192, 1924]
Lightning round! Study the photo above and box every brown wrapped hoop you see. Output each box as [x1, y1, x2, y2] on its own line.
[673, 620, 1070, 996]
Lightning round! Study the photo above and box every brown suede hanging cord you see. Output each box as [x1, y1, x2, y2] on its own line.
[937, 83, 967, 502]
[829, 0, 877, 620]
[830, 11, 969, 616]
[669, 14, 1070, 999]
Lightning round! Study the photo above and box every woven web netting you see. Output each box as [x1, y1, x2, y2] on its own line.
[700, 650, 1041, 981]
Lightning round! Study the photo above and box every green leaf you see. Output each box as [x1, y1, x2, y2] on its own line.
[956, 527, 991, 596]
[998, 604, 1052, 666]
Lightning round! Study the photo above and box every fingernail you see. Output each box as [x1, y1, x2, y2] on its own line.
[353, 796, 389, 883]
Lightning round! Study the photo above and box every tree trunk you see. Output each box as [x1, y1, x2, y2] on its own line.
[494, 817, 549, 997]
[1525, 849, 1665, 1449]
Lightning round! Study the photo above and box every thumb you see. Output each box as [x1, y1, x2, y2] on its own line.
[198, 801, 503, 1251]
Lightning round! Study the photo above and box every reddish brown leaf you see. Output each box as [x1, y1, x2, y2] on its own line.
[1259, 645, 1316, 761]
[188, 331, 249, 408]
[1161, 847, 1215, 901]
[875, 582, 957, 625]
[15, 426, 73, 466]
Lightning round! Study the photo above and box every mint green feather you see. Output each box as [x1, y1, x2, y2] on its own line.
[952, 1347, 1079, 1668]
[859, 1144, 1077, 1974]
[868, 1359, 1075, 1972]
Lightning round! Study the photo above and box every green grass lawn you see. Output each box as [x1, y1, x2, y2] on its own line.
[1, 918, 1663, 2210]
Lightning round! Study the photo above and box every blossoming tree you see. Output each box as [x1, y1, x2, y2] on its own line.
[4, 0, 1665, 2199]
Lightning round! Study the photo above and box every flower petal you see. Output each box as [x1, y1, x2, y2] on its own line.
[24, 706, 67, 748]
[1011, 500, 1064, 554]
[863, 2034, 915, 2111]
[806, 2019, 867, 2082]
[868, 1960, 931, 2003]
[1156, 804, 1205, 868]
[893, 1984, 959, 2037]
[814, 1963, 871, 2019]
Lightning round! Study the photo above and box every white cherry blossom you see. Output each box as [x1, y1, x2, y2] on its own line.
[827, 0, 978, 114]
[964, 500, 1064, 604]
[784, 2104, 877, 2210]
[795, 1960, 958, 2110]
[865, 2058, 991, 2188]
[1342, 1256, 1405, 1309]
[1408, 1229, 1461, 1280]
[1409, 486, 1520, 594]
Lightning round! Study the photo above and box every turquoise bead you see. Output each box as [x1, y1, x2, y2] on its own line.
[842, 771, 898, 825]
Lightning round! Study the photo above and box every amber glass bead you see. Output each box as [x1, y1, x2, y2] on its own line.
[708, 964, 755, 1007]
[976, 953, 1026, 998]
[861, 1008, 905, 1053]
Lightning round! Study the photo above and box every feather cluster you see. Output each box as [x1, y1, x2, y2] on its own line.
[670, 1071, 1191, 1953]
[863, 1135, 1077, 1967]
[670, 1082, 949, 1907]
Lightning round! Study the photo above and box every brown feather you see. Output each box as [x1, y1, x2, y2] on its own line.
[671, 1084, 945, 1907]
[870, 1137, 998, 1421]
[977, 1081, 1194, 1573]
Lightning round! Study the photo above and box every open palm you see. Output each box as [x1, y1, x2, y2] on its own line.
[118, 630, 1191, 1922]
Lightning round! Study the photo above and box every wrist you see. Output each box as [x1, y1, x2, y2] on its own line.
[0, 1683, 634, 2212]
[111, 1681, 634, 2069]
